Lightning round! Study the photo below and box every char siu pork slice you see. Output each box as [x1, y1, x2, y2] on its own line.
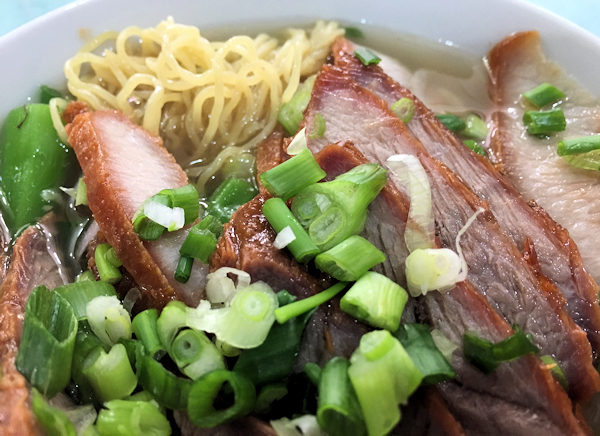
[67, 109, 207, 309]
[330, 37, 600, 357]
[315, 144, 586, 435]
[487, 31, 600, 278]
[302, 65, 600, 400]
[0, 217, 66, 436]
[211, 131, 367, 364]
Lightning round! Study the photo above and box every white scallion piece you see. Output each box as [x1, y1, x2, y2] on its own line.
[205, 267, 251, 305]
[86, 296, 131, 346]
[274, 225, 296, 249]
[386, 154, 435, 252]
[404, 208, 484, 296]
[144, 200, 184, 231]
[286, 127, 308, 155]
[270, 414, 325, 436]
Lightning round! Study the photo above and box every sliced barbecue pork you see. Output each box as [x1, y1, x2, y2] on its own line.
[331, 37, 600, 357]
[487, 31, 600, 280]
[316, 144, 587, 435]
[212, 131, 367, 363]
[67, 109, 207, 309]
[302, 65, 600, 400]
[0, 217, 66, 436]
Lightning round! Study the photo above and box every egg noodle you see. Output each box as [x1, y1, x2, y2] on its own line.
[64, 18, 343, 192]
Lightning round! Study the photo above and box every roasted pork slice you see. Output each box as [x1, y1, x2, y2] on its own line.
[212, 131, 365, 364]
[488, 31, 600, 278]
[67, 109, 206, 308]
[212, 130, 330, 299]
[303, 66, 600, 400]
[0, 217, 66, 436]
[331, 37, 600, 356]
[313, 144, 586, 434]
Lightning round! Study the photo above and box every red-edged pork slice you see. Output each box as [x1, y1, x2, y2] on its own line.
[488, 31, 600, 278]
[315, 145, 586, 435]
[0, 217, 65, 435]
[330, 37, 600, 357]
[212, 130, 330, 299]
[303, 66, 600, 400]
[67, 109, 206, 309]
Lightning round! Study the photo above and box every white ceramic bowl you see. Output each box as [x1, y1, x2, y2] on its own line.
[0, 0, 599, 122]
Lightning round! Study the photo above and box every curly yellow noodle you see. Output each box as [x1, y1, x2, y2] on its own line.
[64, 18, 343, 193]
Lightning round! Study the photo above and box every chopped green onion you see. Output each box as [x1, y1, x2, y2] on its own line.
[340, 271, 407, 331]
[270, 416, 322, 435]
[278, 75, 317, 135]
[96, 400, 171, 436]
[234, 295, 315, 386]
[344, 26, 364, 38]
[259, 149, 326, 201]
[430, 329, 458, 363]
[557, 135, 600, 156]
[132, 309, 165, 359]
[349, 330, 423, 436]
[179, 227, 217, 263]
[86, 295, 131, 346]
[174, 255, 194, 283]
[196, 214, 224, 238]
[71, 321, 107, 404]
[94, 243, 122, 284]
[557, 135, 600, 170]
[386, 154, 435, 252]
[291, 163, 387, 251]
[158, 184, 200, 225]
[304, 362, 322, 386]
[462, 114, 488, 140]
[404, 248, 463, 297]
[136, 350, 192, 410]
[273, 225, 296, 249]
[105, 246, 122, 267]
[315, 235, 386, 281]
[436, 113, 466, 132]
[205, 267, 251, 306]
[274, 282, 347, 324]
[286, 127, 308, 155]
[523, 109, 566, 135]
[31, 388, 76, 436]
[118, 337, 144, 369]
[523, 82, 565, 107]
[463, 326, 539, 374]
[207, 177, 257, 224]
[463, 139, 487, 156]
[82, 343, 137, 402]
[75, 177, 88, 206]
[395, 323, 456, 384]
[215, 339, 242, 357]
[390, 98, 415, 123]
[76, 270, 96, 282]
[16, 286, 77, 397]
[188, 282, 279, 349]
[354, 47, 381, 66]
[144, 198, 185, 231]
[132, 194, 169, 240]
[187, 369, 256, 428]
[317, 357, 366, 436]
[54, 281, 116, 321]
[156, 300, 189, 351]
[540, 355, 568, 390]
[254, 383, 288, 414]
[263, 197, 320, 263]
[171, 328, 225, 380]
[309, 113, 326, 139]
